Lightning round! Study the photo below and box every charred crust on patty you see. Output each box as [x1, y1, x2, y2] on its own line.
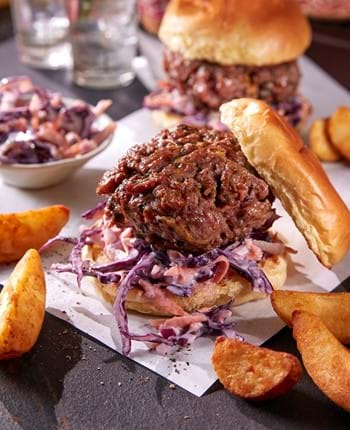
[97, 125, 276, 253]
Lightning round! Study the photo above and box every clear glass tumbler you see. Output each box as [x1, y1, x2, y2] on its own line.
[68, 0, 137, 89]
[10, 0, 71, 69]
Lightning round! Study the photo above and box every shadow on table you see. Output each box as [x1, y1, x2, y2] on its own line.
[209, 323, 350, 430]
[335, 277, 350, 293]
[234, 386, 349, 430]
[0, 313, 82, 430]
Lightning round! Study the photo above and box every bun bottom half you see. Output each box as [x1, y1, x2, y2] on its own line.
[151, 110, 184, 129]
[83, 245, 287, 317]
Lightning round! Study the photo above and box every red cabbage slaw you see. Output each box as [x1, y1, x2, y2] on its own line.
[144, 83, 307, 129]
[43, 202, 285, 356]
[0, 76, 116, 164]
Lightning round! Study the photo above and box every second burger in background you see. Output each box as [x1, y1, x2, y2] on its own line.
[145, 0, 312, 130]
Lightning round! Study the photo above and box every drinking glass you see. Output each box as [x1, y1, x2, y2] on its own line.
[67, 0, 137, 89]
[10, 0, 71, 69]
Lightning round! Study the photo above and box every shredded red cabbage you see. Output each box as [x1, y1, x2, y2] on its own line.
[0, 108, 31, 122]
[0, 76, 114, 164]
[91, 248, 142, 273]
[53, 261, 122, 285]
[200, 301, 242, 339]
[150, 301, 242, 355]
[145, 86, 307, 129]
[162, 246, 272, 295]
[112, 253, 175, 355]
[271, 97, 307, 128]
[59, 103, 96, 139]
[43, 204, 282, 355]
[219, 249, 273, 294]
[0, 136, 57, 164]
[81, 200, 106, 220]
[39, 236, 78, 253]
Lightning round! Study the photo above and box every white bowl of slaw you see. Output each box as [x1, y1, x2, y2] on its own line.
[0, 93, 116, 189]
[0, 124, 114, 189]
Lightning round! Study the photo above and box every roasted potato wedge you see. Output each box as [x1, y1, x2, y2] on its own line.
[0, 205, 69, 263]
[293, 311, 350, 412]
[212, 337, 302, 401]
[309, 119, 341, 162]
[271, 290, 350, 344]
[328, 106, 350, 160]
[0, 249, 46, 359]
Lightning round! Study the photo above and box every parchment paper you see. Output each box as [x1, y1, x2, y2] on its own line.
[0, 47, 349, 396]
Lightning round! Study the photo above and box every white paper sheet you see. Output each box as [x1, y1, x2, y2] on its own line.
[0, 54, 350, 396]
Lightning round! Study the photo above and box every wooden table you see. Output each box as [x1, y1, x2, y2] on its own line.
[0, 12, 349, 430]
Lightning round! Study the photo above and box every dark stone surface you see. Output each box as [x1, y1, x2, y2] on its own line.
[1, 283, 349, 430]
[0, 8, 349, 430]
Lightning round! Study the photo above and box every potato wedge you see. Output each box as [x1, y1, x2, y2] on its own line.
[293, 311, 350, 412]
[328, 106, 350, 160]
[271, 290, 350, 344]
[309, 119, 341, 162]
[212, 337, 302, 401]
[0, 205, 69, 263]
[0, 249, 46, 359]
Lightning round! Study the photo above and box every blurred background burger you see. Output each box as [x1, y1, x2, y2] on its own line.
[297, 0, 350, 20]
[144, 0, 313, 130]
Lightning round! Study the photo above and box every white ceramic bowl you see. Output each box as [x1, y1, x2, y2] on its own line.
[0, 99, 115, 189]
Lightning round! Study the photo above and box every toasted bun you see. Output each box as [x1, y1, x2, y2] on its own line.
[151, 110, 184, 128]
[159, 0, 311, 66]
[84, 245, 287, 316]
[220, 98, 350, 268]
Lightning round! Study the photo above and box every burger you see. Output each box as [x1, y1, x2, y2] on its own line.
[144, 0, 313, 130]
[137, 0, 170, 34]
[49, 99, 350, 355]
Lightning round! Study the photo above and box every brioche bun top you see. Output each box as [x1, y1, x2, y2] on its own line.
[220, 98, 350, 268]
[159, 0, 311, 66]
